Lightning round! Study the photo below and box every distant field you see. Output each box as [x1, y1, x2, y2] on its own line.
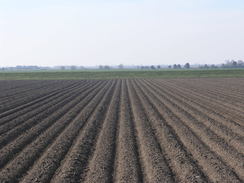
[0, 69, 244, 80]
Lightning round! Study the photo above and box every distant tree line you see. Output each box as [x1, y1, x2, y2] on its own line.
[168, 63, 190, 69]
[198, 60, 244, 69]
[98, 65, 111, 70]
[221, 60, 244, 68]
[167, 60, 244, 70]
[139, 65, 161, 70]
[1, 60, 243, 71]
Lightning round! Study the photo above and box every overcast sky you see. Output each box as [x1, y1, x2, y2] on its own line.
[0, 0, 244, 66]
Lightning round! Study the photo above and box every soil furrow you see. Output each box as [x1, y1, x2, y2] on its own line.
[174, 79, 244, 107]
[0, 81, 72, 113]
[142, 79, 244, 180]
[48, 81, 116, 183]
[20, 81, 116, 183]
[166, 80, 244, 119]
[0, 82, 94, 148]
[154, 79, 244, 134]
[160, 79, 244, 127]
[113, 79, 144, 183]
[132, 79, 209, 183]
[138, 80, 242, 182]
[0, 81, 87, 134]
[0, 81, 111, 183]
[83, 80, 121, 183]
[148, 80, 244, 151]
[0, 81, 83, 126]
[127, 80, 175, 183]
[0, 78, 242, 183]
[0, 81, 105, 169]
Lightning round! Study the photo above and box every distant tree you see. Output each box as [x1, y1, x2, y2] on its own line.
[78, 66, 85, 70]
[238, 60, 244, 66]
[210, 64, 218, 69]
[184, 63, 190, 69]
[118, 64, 124, 69]
[157, 65, 161, 69]
[203, 64, 209, 69]
[71, 66, 77, 70]
[230, 60, 237, 67]
[150, 65, 156, 70]
[104, 65, 110, 70]
[177, 64, 181, 69]
[168, 65, 172, 69]
[237, 60, 244, 68]
[173, 64, 177, 69]
[99, 65, 104, 69]
[223, 60, 244, 68]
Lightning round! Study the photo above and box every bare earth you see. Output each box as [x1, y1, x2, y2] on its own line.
[0, 78, 243, 183]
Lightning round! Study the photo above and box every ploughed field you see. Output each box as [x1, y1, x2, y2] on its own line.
[0, 78, 243, 183]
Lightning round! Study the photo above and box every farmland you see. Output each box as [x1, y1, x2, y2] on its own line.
[0, 78, 243, 183]
[1, 69, 244, 80]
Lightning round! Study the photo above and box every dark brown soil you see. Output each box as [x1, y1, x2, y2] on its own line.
[0, 79, 243, 183]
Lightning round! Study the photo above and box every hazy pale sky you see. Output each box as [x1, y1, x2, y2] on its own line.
[0, 0, 244, 66]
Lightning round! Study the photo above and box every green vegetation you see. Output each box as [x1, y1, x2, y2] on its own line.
[0, 69, 244, 80]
